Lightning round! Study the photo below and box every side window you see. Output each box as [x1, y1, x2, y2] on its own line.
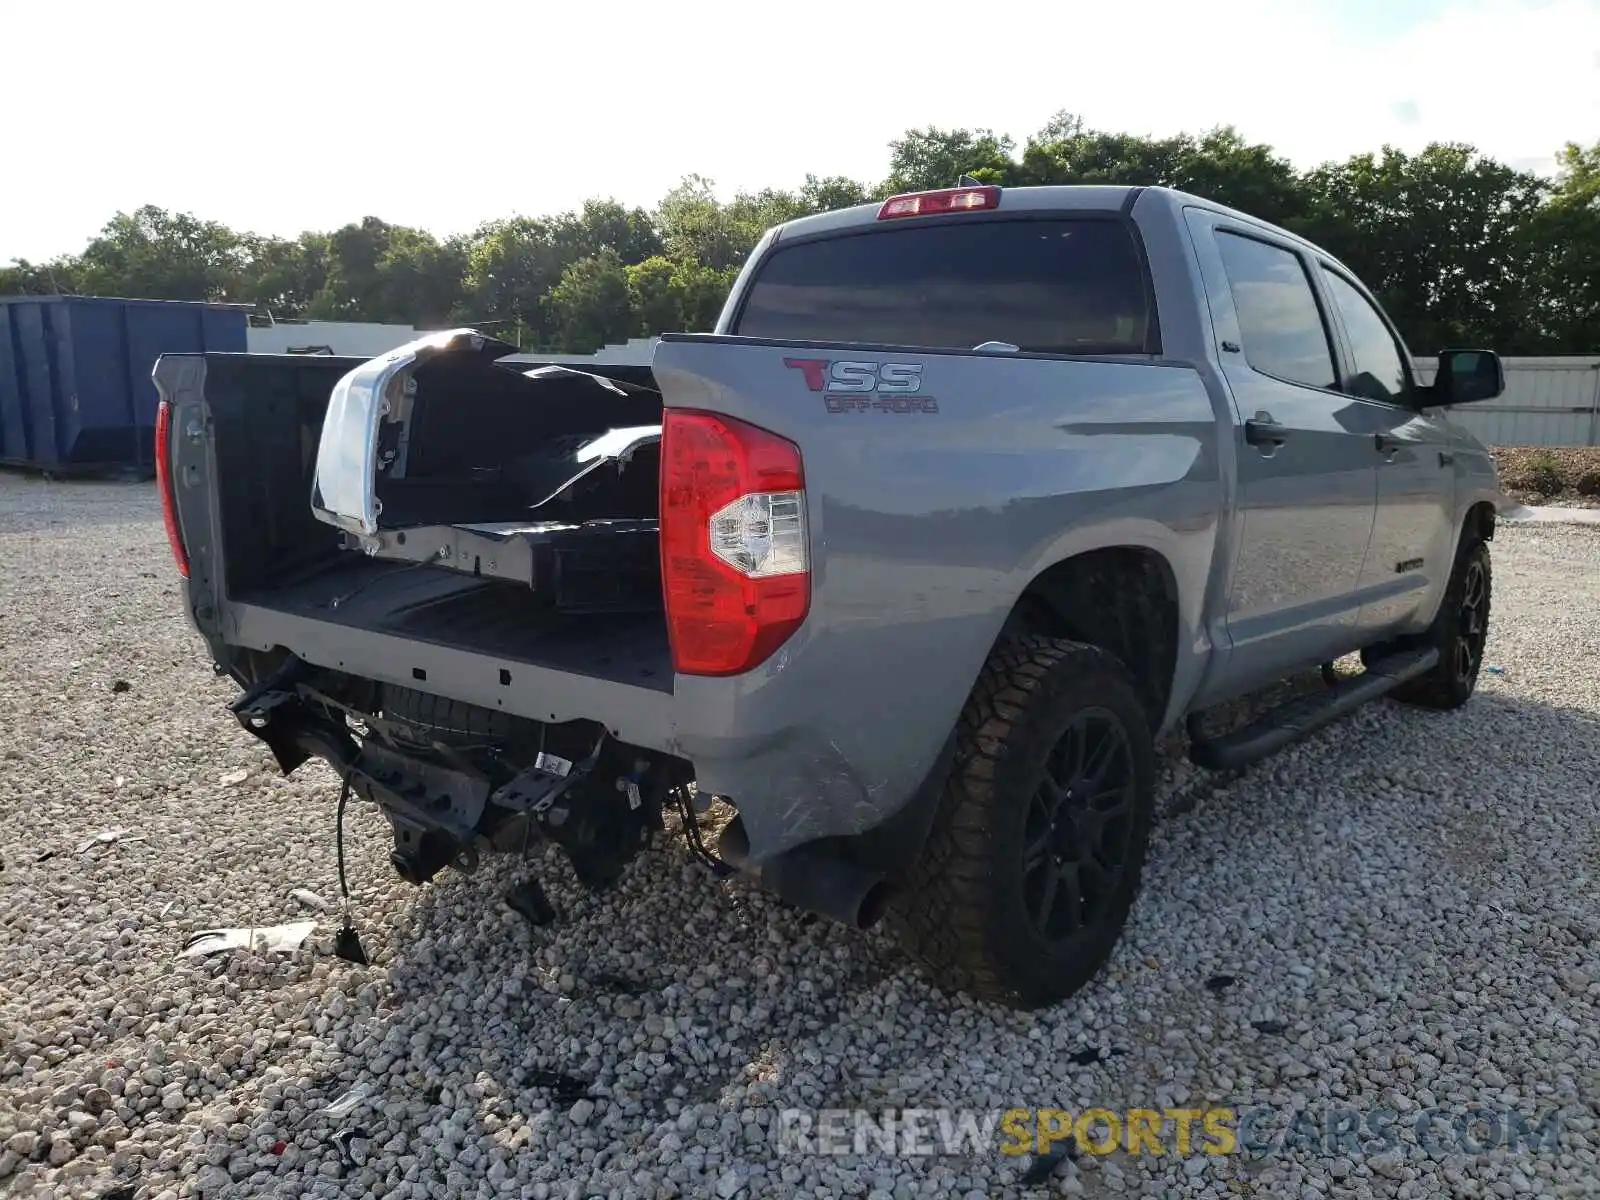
[1320, 268, 1410, 405]
[1215, 231, 1338, 390]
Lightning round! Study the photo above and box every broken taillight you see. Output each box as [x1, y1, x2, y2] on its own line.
[154, 398, 189, 578]
[877, 185, 1001, 220]
[659, 410, 809, 676]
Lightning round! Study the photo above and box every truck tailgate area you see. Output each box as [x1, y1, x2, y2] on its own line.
[231, 557, 672, 693]
[160, 347, 678, 746]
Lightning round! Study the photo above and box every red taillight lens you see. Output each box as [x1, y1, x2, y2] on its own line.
[154, 399, 189, 578]
[659, 410, 809, 676]
[877, 185, 1001, 220]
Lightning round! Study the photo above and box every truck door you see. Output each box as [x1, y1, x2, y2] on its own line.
[1184, 210, 1379, 693]
[1314, 263, 1457, 639]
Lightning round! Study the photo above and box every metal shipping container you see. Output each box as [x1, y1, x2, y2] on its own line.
[0, 296, 247, 475]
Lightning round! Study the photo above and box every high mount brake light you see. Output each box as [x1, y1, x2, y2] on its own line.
[659, 410, 809, 676]
[154, 398, 189, 578]
[877, 185, 1001, 220]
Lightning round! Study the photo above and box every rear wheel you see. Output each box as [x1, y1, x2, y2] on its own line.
[888, 637, 1156, 1009]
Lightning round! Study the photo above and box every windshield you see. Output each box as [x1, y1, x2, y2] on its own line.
[733, 216, 1154, 355]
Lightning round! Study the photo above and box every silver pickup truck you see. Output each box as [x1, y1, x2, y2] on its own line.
[155, 183, 1505, 1008]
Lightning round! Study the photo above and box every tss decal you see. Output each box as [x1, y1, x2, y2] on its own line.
[783, 357, 940, 414]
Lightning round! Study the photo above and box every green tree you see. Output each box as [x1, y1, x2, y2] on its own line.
[1018, 118, 1307, 226]
[625, 256, 684, 335]
[240, 232, 327, 319]
[72, 206, 246, 301]
[655, 176, 763, 272]
[1301, 144, 1549, 353]
[1522, 141, 1600, 352]
[307, 217, 467, 326]
[566, 199, 663, 264]
[883, 126, 1016, 192]
[8, 118, 1597, 360]
[459, 216, 570, 345]
[0, 257, 78, 296]
[547, 249, 634, 352]
[673, 261, 738, 331]
[798, 174, 875, 211]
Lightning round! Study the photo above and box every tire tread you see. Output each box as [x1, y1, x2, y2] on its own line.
[888, 636, 1154, 1007]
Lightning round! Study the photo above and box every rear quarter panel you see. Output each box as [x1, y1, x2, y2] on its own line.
[654, 338, 1225, 859]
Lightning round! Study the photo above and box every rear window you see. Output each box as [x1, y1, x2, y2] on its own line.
[732, 217, 1155, 355]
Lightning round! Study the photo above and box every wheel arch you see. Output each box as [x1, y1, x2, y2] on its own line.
[1463, 499, 1496, 546]
[998, 545, 1182, 731]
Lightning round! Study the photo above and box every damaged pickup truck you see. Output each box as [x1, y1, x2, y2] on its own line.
[155, 183, 1507, 1007]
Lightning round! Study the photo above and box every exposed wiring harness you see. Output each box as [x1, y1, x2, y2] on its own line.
[673, 767, 734, 877]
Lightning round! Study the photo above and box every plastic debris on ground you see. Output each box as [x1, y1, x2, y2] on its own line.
[76, 827, 137, 855]
[179, 921, 317, 958]
[289, 887, 332, 912]
[320, 1080, 377, 1120]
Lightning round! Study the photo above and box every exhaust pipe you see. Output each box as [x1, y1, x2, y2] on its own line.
[718, 818, 892, 930]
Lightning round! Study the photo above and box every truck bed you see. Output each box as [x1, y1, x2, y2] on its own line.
[233, 558, 673, 692]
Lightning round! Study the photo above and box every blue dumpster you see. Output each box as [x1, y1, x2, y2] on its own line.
[0, 296, 247, 475]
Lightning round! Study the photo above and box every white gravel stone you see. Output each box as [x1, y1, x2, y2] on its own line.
[1, 477, 1598, 1199]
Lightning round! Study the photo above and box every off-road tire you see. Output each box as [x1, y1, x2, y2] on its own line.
[1363, 537, 1492, 710]
[887, 637, 1156, 1009]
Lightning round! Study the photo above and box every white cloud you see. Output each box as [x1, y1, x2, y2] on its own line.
[1, 0, 1594, 261]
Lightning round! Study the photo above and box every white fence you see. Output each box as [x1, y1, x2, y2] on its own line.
[246, 321, 426, 357]
[1416, 357, 1600, 447]
[504, 338, 657, 368]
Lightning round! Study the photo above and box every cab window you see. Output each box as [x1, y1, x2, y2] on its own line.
[1320, 267, 1411, 405]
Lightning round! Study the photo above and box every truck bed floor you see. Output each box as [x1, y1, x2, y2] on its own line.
[233, 558, 673, 692]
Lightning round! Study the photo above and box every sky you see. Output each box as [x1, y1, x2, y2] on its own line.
[2, 0, 1596, 262]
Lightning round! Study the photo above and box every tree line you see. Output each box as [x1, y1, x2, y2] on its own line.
[3, 113, 1596, 357]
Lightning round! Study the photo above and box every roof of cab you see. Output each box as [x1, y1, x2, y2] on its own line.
[769, 183, 1326, 260]
[773, 184, 1142, 242]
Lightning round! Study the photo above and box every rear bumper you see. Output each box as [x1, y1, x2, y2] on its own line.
[221, 602, 943, 865]
[228, 601, 676, 748]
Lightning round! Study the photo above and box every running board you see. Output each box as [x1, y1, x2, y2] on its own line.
[1187, 647, 1439, 771]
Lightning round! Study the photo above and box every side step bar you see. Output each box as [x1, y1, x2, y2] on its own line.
[1187, 647, 1439, 771]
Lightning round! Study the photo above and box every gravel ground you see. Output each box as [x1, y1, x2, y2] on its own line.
[1, 474, 1597, 1200]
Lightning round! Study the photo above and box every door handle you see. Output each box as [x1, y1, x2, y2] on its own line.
[1438, 451, 1455, 467]
[1374, 433, 1401, 456]
[1244, 415, 1287, 447]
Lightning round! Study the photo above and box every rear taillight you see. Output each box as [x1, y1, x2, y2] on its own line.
[154, 399, 189, 578]
[659, 410, 809, 676]
[877, 185, 1000, 220]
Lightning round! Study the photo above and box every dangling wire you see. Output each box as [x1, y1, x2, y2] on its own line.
[331, 771, 369, 965]
[675, 766, 733, 877]
[336, 772, 354, 910]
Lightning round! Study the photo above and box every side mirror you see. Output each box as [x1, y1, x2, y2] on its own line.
[1434, 349, 1504, 405]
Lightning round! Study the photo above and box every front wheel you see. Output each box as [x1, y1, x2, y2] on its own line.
[888, 638, 1156, 1009]
[1366, 538, 1492, 710]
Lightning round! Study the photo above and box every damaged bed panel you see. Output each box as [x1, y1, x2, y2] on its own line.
[311, 332, 663, 540]
[310, 329, 522, 537]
